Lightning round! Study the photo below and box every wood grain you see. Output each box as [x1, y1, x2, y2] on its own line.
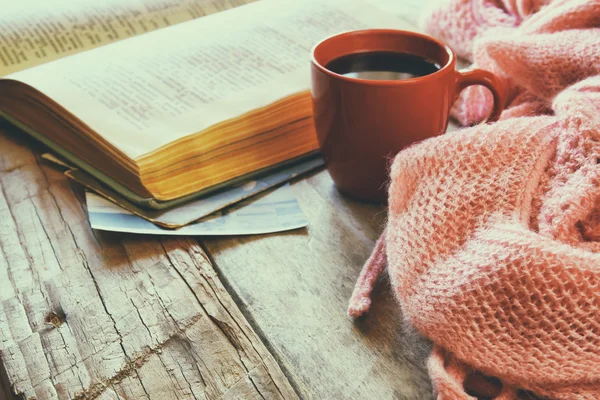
[0, 124, 296, 400]
[202, 171, 434, 399]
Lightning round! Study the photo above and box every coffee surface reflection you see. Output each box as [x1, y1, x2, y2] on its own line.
[325, 51, 440, 81]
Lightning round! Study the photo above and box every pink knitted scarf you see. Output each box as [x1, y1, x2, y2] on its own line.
[348, 1, 600, 399]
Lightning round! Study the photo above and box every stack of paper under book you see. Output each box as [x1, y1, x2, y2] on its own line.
[42, 152, 320, 235]
[0, 0, 410, 234]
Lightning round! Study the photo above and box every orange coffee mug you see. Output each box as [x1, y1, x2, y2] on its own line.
[310, 29, 504, 203]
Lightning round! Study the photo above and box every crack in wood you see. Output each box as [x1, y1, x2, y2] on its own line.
[191, 250, 264, 360]
[258, 360, 286, 400]
[0, 181, 27, 300]
[129, 298, 155, 346]
[173, 354, 201, 400]
[31, 199, 64, 274]
[196, 242, 303, 399]
[160, 244, 250, 365]
[177, 242, 262, 361]
[80, 256, 131, 363]
[133, 370, 152, 400]
[172, 330, 207, 390]
[155, 354, 185, 400]
[248, 376, 267, 400]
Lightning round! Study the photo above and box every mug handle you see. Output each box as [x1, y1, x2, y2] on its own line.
[455, 69, 505, 123]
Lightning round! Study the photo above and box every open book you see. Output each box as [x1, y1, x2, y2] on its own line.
[0, 0, 409, 209]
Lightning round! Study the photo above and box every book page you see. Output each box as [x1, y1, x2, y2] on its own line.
[7, 0, 412, 159]
[0, 0, 254, 76]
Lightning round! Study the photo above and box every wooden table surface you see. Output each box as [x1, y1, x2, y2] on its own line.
[0, 121, 434, 400]
[0, 3, 438, 399]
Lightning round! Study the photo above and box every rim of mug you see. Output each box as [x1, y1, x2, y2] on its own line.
[310, 28, 455, 86]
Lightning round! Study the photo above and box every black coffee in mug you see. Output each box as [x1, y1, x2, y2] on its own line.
[325, 51, 440, 81]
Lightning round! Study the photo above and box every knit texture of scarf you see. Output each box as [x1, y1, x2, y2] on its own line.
[347, 1, 600, 399]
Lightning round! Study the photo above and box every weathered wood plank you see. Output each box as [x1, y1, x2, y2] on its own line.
[202, 170, 434, 399]
[0, 124, 296, 400]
